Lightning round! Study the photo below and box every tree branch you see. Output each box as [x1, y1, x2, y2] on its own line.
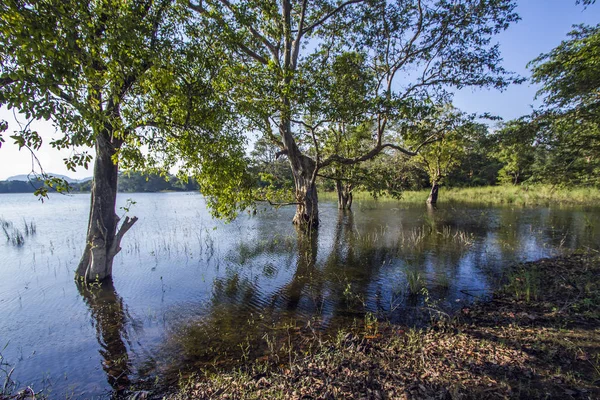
[300, 0, 364, 35]
[291, 0, 308, 69]
[216, 0, 278, 56]
[108, 216, 139, 259]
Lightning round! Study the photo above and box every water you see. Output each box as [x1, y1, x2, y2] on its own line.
[0, 192, 599, 398]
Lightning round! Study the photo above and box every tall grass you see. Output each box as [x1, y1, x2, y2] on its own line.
[321, 185, 600, 207]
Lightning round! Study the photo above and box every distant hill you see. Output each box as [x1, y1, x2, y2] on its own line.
[6, 174, 92, 183]
[0, 172, 199, 193]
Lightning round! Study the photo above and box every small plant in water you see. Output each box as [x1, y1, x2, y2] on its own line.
[1, 218, 36, 247]
[22, 219, 36, 236]
[404, 266, 425, 295]
[1, 342, 17, 397]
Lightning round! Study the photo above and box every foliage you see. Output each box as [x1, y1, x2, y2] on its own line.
[0, 0, 253, 219]
[533, 117, 600, 186]
[0, 173, 201, 193]
[493, 118, 537, 185]
[404, 105, 481, 188]
[523, 23, 600, 187]
[529, 23, 600, 118]
[249, 138, 295, 203]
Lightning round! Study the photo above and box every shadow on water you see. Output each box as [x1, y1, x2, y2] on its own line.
[77, 281, 132, 396]
[147, 207, 488, 381]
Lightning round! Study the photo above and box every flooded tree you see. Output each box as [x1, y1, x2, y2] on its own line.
[405, 106, 487, 204]
[190, 0, 521, 228]
[0, 0, 251, 281]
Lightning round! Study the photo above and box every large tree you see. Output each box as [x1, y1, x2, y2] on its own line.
[0, 0, 250, 281]
[529, 23, 600, 120]
[189, 0, 520, 228]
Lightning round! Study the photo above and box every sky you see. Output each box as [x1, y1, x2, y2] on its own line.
[0, 0, 598, 180]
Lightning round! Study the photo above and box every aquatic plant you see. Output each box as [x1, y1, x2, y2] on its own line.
[0, 218, 36, 247]
[403, 266, 425, 295]
[2, 226, 24, 247]
[22, 219, 36, 236]
[1, 343, 16, 397]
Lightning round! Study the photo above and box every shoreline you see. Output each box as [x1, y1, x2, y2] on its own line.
[157, 251, 600, 399]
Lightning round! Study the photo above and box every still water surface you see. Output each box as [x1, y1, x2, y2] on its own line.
[0, 192, 599, 398]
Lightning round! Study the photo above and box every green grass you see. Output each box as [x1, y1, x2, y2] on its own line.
[320, 185, 600, 207]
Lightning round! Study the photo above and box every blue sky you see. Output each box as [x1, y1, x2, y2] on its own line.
[454, 0, 599, 121]
[0, 0, 598, 180]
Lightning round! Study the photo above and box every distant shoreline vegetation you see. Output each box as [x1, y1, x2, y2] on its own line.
[319, 185, 600, 207]
[0, 172, 200, 194]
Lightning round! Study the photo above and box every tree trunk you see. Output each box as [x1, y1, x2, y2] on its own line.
[336, 179, 353, 210]
[290, 154, 319, 228]
[426, 181, 439, 205]
[76, 130, 137, 282]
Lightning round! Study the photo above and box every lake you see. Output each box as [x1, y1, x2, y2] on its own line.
[1, 192, 599, 398]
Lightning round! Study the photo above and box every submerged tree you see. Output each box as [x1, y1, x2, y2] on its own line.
[0, 0, 250, 281]
[190, 0, 520, 228]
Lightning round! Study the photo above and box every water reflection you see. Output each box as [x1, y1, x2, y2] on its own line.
[77, 281, 131, 394]
[3, 192, 600, 397]
[73, 204, 600, 386]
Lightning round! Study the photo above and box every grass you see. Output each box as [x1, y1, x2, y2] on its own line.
[321, 184, 600, 207]
[506, 267, 541, 303]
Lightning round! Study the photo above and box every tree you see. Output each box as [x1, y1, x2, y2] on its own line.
[532, 116, 600, 186]
[494, 119, 536, 185]
[0, 0, 250, 281]
[404, 106, 476, 204]
[446, 123, 500, 187]
[526, 23, 600, 187]
[189, 0, 521, 228]
[529, 24, 600, 120]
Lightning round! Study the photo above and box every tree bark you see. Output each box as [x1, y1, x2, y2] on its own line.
[76, 130, 137, 282]
[290, 154, 319, 228]
[335, 179, 353, 210]
[426, 181, 439, 205]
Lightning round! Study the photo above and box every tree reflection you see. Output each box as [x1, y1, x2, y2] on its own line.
[278, 228, 320, 311]
[77, 281, 131, 394]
